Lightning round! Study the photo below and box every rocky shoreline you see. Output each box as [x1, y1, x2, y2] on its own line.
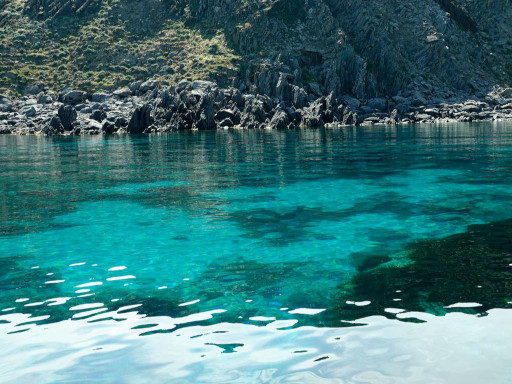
[2, 79, 512, 135]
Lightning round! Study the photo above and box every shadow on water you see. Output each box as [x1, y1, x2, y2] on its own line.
[330, 218, 512, 323]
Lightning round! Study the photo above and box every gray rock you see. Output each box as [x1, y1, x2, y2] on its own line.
[92, 92, 109, 102]
[191, 80, 216, 96]
[500, 88, 512, 98]
[113, 88, 132, 98]
[37, 94, 53, 104]
[269, 109, 290, 129]
[367, 98, 387, 111]
[23, 85, 40, 95]
[90, 109, 107, 122]
[139, 80, 161, 93]
[102, 121, 116, 134]
[218, 118, 234, 128]
[46, 116, 64, 134]
[128, 105, 153, 133]
[194, 94, 215, 130]
[215, 109, 238, 124]
[308, 82, 322, 97]
[58, 105, 77, 131]
[177, 80, 189, 92]
[19, 105, 37, 117]
[129, 81, 143, 93]
[342, 95, 361, 109]
[61, 90, 86, 104]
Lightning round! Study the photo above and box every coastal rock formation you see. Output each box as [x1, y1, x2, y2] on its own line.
[2, 81, 512, 135]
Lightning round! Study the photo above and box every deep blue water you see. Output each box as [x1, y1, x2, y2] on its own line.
[2, 124, 512, 383]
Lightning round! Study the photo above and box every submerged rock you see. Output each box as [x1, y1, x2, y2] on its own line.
[331, 218, 512, 322]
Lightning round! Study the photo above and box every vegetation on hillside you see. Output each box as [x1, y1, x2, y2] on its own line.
[0, 0, 241, 94]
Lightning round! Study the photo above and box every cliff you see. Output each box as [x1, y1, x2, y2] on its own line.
[1, 0, 511, 99]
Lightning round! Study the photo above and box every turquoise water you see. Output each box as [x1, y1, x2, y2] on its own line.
[2, 124, 512, 383]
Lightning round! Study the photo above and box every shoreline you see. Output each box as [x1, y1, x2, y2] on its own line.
[1, 79, 512, 135]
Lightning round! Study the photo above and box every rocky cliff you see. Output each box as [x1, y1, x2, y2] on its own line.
[1, 0, 512, 134]
[1, 0, 511, 100]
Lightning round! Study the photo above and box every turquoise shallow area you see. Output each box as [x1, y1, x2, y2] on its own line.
[2, 123, 512, 382]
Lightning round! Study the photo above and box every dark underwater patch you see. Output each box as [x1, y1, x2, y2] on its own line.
[331, 218, 512, 322]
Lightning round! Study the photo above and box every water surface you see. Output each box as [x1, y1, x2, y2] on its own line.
[1, 123, 512, 383]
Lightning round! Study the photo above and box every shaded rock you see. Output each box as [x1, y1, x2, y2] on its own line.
[61, 90, 86, 104]
[308, 82, 322, 97]
[102, 121, 116, 134]
[367, 98, 387, 111]
[194, 94, 215, 130]
[342, 95, 361, 109]
[500, 88, 512, 98]
[269, 109, 290, 129]
[113, 88, 132, 98]
[218, 117, 234, 127]
[19, 105, 37, 117]
[23, 85, 40, 95]
[215, 109, 239, 124]
[90, 109, 107, 122]
[139, 80, 160, 93]
[128, 105, 153, 133]
[37, 94, 53, 104]
[92, 92, 109, 102]
[43, 116, 64, 135]
[115, 117, 129, 127]
[58, 105, 77, 131]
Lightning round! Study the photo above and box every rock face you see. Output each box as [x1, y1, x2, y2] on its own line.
[175, 0, 512, 100]
[2, 78, 512, 136]
[127, 105, 153, 133]
[58, 105, 77, 131]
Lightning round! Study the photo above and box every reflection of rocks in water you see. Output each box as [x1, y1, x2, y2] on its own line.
[332, 218, 512, 322]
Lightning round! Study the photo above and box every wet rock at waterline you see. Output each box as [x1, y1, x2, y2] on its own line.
[2, 80, 512, 135]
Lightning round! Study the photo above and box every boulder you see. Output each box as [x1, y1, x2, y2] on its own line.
[139, 79, 161, 93]
[113, 88, 132, 98]
[127, 105, 153, 133]
[215, 109, 239, 124]
[500, 88, 512, 98]
[19, 105, 37, 117]
[92, 92, 109, 102]
[308, 82, 322, 97]
[61, 90, 86, 104]
[49, 116, 64, 133]
[37, 94, 53, 104]
[58, 105, 77, 131]
[269, 109, 290, 129]
[341, 95, 361, 109]
[90, 109, 107, 122]
[23, 85, 40, 95]
[129, 81, 143, 93]
[191, 80, 216, 96]
[194, 94, 215, 130]
[367, 97, 387, 111]
[102, 121, 116, 134]
[218, 118, 234, 128]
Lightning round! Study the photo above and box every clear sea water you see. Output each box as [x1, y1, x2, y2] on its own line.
[2, 123, 512, 383]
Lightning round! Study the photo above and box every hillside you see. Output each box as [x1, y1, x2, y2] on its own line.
[1, 0, 511, 99]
